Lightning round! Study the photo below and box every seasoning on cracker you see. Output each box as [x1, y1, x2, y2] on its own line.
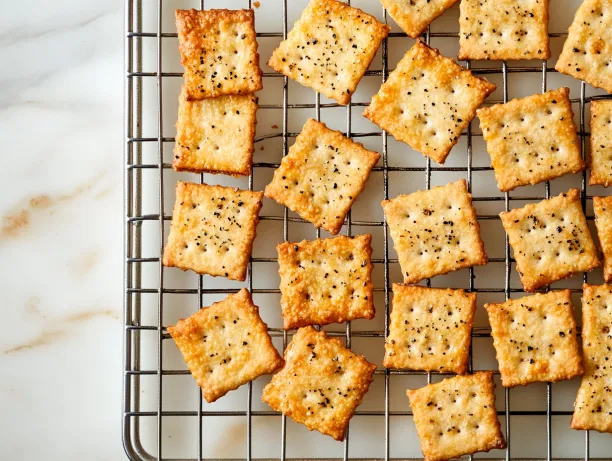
[265, 118, 380, 235]
[176, 9, 263, 100]
[381, 0, 459, 38]
[277, 234, 375, 329]
[499, 189, 600, 292]
[589, 100, 612, 186]
[163, 182, 263, 281]
[364, 41, 496, 164]
[262, 326, 377, 441]
[384, 285, 476, 374]
[477, 87, 584, 192]
[593, 196, 612, 282]
[168, 289, 283, 403]
[382, 179, 487, 284]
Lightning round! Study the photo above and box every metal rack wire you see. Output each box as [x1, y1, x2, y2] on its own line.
[124, 0, 610, 459]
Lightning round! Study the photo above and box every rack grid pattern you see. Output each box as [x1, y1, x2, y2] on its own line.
[123, 0, 610, 459]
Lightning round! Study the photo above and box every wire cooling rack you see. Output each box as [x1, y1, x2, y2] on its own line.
[124, 0, 612, 459]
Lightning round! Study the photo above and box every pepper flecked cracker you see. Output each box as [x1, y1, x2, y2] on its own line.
[364, 41, 496, 164]
[406, 372, 506, 461]
[485, 290, 583, 388]
[593, 196, 612, 282]
[163, 182, 263, 281]
[458, 0, 550, 60]
[277, 234, 375, 329]
[589, 100, 612, 186]
[556, 0, 612, 94]
[168, 289, 284, 403]
[268, 0, 389, 105]
[499, 189, 600, 292]
[571, 283, 612, 433]
[262, 326, 377, 441]
[477, 87, 584, 192]
[380, 0, 459, 38]
[382, 179, 487, 284]
[176, 9, 263, 100]
[265, 118, 380, 234]
[173, 87, 257, 176]
[384, 285, 476, 374]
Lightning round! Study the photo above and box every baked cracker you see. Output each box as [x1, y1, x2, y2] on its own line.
[381, 0, 459, 38]
[176, 9, 263, 100]
[167, 289, 284, 403]
[277, 234, 375, 329]
[499, 189, 600, 292]
[268, 0, 389, 105]
[571, 283, 612, 433]
[555, 0, 612, 94]
[162, 182, 263, 281]
[264, 118, 380, 234]
[477, 87, 584, 192]
[364, 41, 496, 164]
[485, 290, 583, 387]
[382, 179, 488, 284]
[173, 87, 257, 176]
[593, 196, 612, 282]
[406, 371, 506, 461]
[458, 0, 550, 60]
[589, 100, 612, 186]
[384, 285, 476, 374]
[262, 326, 377, 441]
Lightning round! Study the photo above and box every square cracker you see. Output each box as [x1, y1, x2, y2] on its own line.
[363, 41, 496, 164]
[589, 100, 612, 186]
[264, 118, 380, 234]
[168, 289, 284, 403]
[262, 326, 377, 441]
[458, 0, 550, 60]
[499, 189, 600, 292]
[571, 283, 612, 433]
[384, 285, 476, 374]
[593, 196, 612, 282]
[176, 9, 262, 100]
[381, 0, 459, 39]
[476, 87, 584, 192]
[485, 290, 583, 387]
[277, 234, 375, 329]
[406, 372, 506, 461]
[267, 0, 389, 105]
[555, 0, 612, 94]
[162, 182, 263, 281]
[382, 179, 488, 284]
[173, 87, 257, 176]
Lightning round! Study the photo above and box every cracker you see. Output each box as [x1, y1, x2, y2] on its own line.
[167, 289, 284, 403]
[277, 234, 375, 329]
[555, 0, 612, 94]
[477, 87, 584, 192]
[485, 290, 583, 387]
[264, 118, 380, 234]
[382, 179, 487, 284]
[571, 283, 612, 433]
[173, 87, 257, 176]
[406, 372, 506, 461]
[162, 182, 263, 281]
[593, 196, 612, 282]
[176, 9, 262, 100]
[363, 41, 496, 164]
[267, 0, 389, 105]
[262, 326, 377, 441]
[589, 100, 612, 186]
[499, 189, 600, 292]
[458, 0, 550, 60]
[384, 285, 476, 374]
[380, 0, 459, 38]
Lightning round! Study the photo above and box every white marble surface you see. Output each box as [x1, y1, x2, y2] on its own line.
[0, 1, 125, 458]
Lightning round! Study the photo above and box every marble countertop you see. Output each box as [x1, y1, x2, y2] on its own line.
[0, 0, 125, 458]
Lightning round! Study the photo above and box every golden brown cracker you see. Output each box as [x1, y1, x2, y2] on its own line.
[589, 100, 612, 186]
[381, 0, 459, 38]
[593, 196, 612, 282]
